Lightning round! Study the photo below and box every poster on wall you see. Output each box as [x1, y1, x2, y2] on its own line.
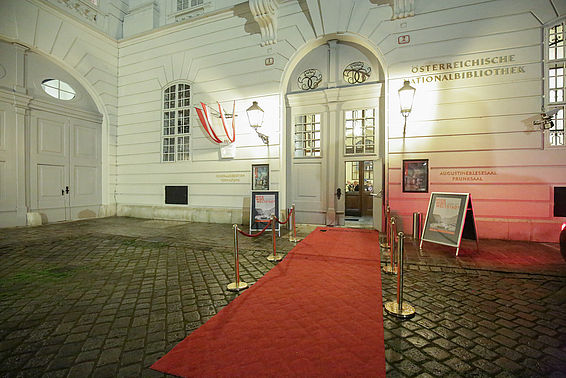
[252, 164, 269, 190]
[250, 191, 279, 233]
[403, 159, 428, 192]
[420, 192, 478, 256]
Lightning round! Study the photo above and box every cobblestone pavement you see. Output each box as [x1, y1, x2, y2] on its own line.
[0, 217, 565, 377]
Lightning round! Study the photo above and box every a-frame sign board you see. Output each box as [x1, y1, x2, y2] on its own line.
[420, 192, 479, 256]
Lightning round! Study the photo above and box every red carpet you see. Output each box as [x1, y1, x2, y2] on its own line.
[151, 227, 385, 377]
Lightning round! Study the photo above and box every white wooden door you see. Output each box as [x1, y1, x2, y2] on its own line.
[30, 111, 101, 223]
[69, 118, 101, 219]
[30, 113, 70, 222]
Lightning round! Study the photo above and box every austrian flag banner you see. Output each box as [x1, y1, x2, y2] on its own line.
[195, 101, 236, 144]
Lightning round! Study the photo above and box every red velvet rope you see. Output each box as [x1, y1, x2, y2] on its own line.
[274, 208, 293, 225]
[237, 220, 272, 238]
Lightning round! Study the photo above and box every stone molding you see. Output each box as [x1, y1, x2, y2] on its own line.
[249, 0, 281, 46]
[55, 0, 99, 23]
[393, 0, 414, 20]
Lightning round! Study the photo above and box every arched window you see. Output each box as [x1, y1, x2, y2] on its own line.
[162, 83, 191, 162]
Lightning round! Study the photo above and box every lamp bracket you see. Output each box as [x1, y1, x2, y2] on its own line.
[255, 129, 269, 145]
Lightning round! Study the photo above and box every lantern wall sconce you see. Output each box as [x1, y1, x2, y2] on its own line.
[246, 101, 269, 145]
[398, 80, 416, 137]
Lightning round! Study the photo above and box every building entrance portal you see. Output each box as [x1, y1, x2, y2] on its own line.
[284, 39, 385, 231]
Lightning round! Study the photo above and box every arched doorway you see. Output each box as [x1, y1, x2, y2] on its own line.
[283, 39, 386, 230]
[7, 44, 104, 225]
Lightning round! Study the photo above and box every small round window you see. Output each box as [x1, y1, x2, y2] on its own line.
[41, 79, 76, 100]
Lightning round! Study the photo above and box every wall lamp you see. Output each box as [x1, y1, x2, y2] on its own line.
[398, 80, 416, 137]
[246, 101, 269, 145]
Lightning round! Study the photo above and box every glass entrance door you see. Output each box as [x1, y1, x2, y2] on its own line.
[345, 161, 374, 217]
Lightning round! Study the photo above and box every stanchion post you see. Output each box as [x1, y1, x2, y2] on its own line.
[380, 205, 391, 249]
[384, 232, 415, 319]
[267, 214, 283, 262]
[227, 224, 248, 292]
[382, 217, 397, 274]
[412, 212, 422, 242]
[289, 203, 301, 243]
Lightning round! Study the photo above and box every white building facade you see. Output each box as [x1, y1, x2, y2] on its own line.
[0, 0, 565, 242]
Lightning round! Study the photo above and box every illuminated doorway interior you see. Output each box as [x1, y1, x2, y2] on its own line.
[345, 161, 374, 226]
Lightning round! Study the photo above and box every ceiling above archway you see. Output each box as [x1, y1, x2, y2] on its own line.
[248, 0, 415, 47]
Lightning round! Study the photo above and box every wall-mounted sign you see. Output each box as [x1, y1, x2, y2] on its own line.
[216, 173, 244, 183]
[398, 35, 410, 44]
[407, 54, 527, 85]
[420, 192, 478, 256]
[438, 169, 497, 182]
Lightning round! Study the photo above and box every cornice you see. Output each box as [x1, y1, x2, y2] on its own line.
[0, 88, 33, 108]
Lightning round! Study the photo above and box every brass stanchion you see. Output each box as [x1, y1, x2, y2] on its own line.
[227, 224, 248, 292]
[382, 217, 397, 274]
[384, 232, 415, 319]
[412, 212, 422, 242]
[289, 203, 301, 243]
[267, 214, 283, 262]
[380, 205, 391, 249]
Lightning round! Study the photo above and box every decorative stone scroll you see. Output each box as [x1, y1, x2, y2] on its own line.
[393, 0, 414, 20]
[249, 0, 281, 46]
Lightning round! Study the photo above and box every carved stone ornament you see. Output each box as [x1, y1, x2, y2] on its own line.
[297, 69, 322, 90]
[343, 62, 371, 84]
[55, 0, 98, 23]
[249, 0, 280, 46]
[393, 0, 414, 20]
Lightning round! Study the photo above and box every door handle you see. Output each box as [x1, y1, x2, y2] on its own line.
[371, 190, 383, 198]
[62, 189, 65, 196]
[65, 186, 70, 194]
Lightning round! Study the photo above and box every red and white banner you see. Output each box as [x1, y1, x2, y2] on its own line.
[195, 101, 236, 144]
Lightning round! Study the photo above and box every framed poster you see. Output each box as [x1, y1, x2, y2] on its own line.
[403, 159, 428, 193]
[250, 191, 279, 233]
[421, 192, 477, 256]
[252, 164, 269, 190]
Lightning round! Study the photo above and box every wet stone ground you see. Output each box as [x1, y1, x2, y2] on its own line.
[0, 217, 565, 377]
[381, 266, 566, 377]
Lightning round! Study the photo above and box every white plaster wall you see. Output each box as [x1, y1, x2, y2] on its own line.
[381, 0, 566, 241]
[117, 3, 283, 223]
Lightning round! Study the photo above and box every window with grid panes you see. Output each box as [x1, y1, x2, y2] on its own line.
[294, 114, 321, 157]
[546, 18, 566, 147]
[162, 83, 191, 162]
[177, 0, 203, 11]
[345, 109, 375, 154]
